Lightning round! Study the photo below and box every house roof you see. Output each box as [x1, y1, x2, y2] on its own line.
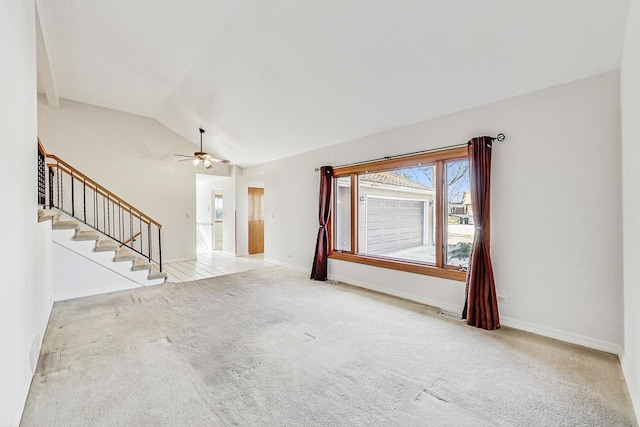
[35, 1, 631, 167]
[360, 172, 433, 191]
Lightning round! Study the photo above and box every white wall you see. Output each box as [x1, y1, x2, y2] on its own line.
[622, 0, 640, 417]
[0, 1, 53, 425]
[222, 168, 238, 255]
[196, 182, 214, 226]
[263, 71, 623, 353]
[38, 98, 198, 262]
[52, 241, 140, 300]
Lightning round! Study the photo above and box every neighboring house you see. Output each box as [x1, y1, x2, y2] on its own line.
[449, 190, 473, 224]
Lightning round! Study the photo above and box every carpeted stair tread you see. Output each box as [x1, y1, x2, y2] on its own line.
[73, 230, 100, 241]
[114, 248, 136, 262]
[52, 220, 80, 230]
[147, 267, 168, 281]
[94, 240, 119, 252]
[131, 256, 152, 271]
[39, 208, 164, 285]
[38, 209, 60, 223]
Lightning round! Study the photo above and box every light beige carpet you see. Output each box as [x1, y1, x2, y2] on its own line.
[21, 267, 637, 426]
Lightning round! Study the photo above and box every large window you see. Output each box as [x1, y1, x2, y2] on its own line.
[330, 146, 473, 281]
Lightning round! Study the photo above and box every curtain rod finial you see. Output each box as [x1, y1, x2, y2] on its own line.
[495, 133, 505, 142]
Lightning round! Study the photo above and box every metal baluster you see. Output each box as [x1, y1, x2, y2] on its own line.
[71, 171, 75, 218]
[48, 167, 54, 209]
[158, 228, 162, 272]
[83, 179, 86, 223]
[107, 195, 111, 236]
[37, 148, 45, 205]
[119, 201, 122, 242]
[57, 161, 61, 210]
[41, 156, 163, 271]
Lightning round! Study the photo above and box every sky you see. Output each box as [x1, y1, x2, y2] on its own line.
[393, 160, 470, 203]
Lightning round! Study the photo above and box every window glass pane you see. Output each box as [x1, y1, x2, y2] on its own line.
[445, 159, 473, 269]
[214, 196, 223, 220]
[357, 166, 436, 264]
[335, 176, 351, 251]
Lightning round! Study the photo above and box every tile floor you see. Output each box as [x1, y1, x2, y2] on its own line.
[163, 250, 272, 283]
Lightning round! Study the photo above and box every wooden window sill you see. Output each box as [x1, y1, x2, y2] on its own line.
[329, 251, 467, 282]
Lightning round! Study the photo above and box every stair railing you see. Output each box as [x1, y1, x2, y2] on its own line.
[38, 140, 163, 272]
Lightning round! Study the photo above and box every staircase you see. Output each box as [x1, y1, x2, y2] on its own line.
[39, 208, 167, 285]
[38, 139, 167, 289]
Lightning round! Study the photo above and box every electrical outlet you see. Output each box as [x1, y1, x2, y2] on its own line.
[497, 295, 509, 304]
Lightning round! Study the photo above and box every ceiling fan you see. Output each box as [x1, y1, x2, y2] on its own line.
[174, 128, 229, 168]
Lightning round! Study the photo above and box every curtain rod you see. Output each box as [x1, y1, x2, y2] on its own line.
[314, 133, 505, 172]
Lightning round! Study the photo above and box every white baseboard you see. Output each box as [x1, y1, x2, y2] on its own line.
[11, 296, 55, 426]
[163, 256, 196, 263]
[54, 282, 143, 302]
[500, 316, 622, 355]
[327, 273, 463, 315]
[264, 258, 309, 275]
[620, 353, 640, 423]
[12, 368, 33, 427]
[326, 273, 622, 355]
[262, 257, 278, 265]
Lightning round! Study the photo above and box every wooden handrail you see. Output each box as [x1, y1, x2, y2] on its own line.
[40, 138, 163, 271]
[45, 153, 162, 228]
[38, 138, 46, 156]
[120, 231, 142, 248]
[46, 161, 154, 226]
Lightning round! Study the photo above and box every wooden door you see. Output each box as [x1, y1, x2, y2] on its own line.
[248, 187, 264, 254]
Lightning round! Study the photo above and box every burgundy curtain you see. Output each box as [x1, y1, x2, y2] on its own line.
[310, 166, 334, 281]
[462, 136, 500, 330]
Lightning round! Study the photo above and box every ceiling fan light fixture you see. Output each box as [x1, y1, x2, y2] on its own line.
[174, 127, 230, 167]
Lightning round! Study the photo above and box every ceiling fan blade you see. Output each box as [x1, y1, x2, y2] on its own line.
[176, 128, 231, 166]
[204, 154, 231, 164]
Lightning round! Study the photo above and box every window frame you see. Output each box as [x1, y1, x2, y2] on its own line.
[329, 146, 471, 282]
[214, 195, 224, 222]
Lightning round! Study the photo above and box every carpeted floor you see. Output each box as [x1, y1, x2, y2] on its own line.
[21, 267, 637, 426]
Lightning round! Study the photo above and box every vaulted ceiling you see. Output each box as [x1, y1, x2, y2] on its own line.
[36, 0, 631, 167]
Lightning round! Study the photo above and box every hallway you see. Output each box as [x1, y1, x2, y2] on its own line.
[163, 250, 272, 283]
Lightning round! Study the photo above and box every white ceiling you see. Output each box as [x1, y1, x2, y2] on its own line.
[36, 0, 631, 167]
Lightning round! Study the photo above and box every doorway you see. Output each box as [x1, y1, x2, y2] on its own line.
[196, 174, 226, 252]
[248, 187, 264, 254]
